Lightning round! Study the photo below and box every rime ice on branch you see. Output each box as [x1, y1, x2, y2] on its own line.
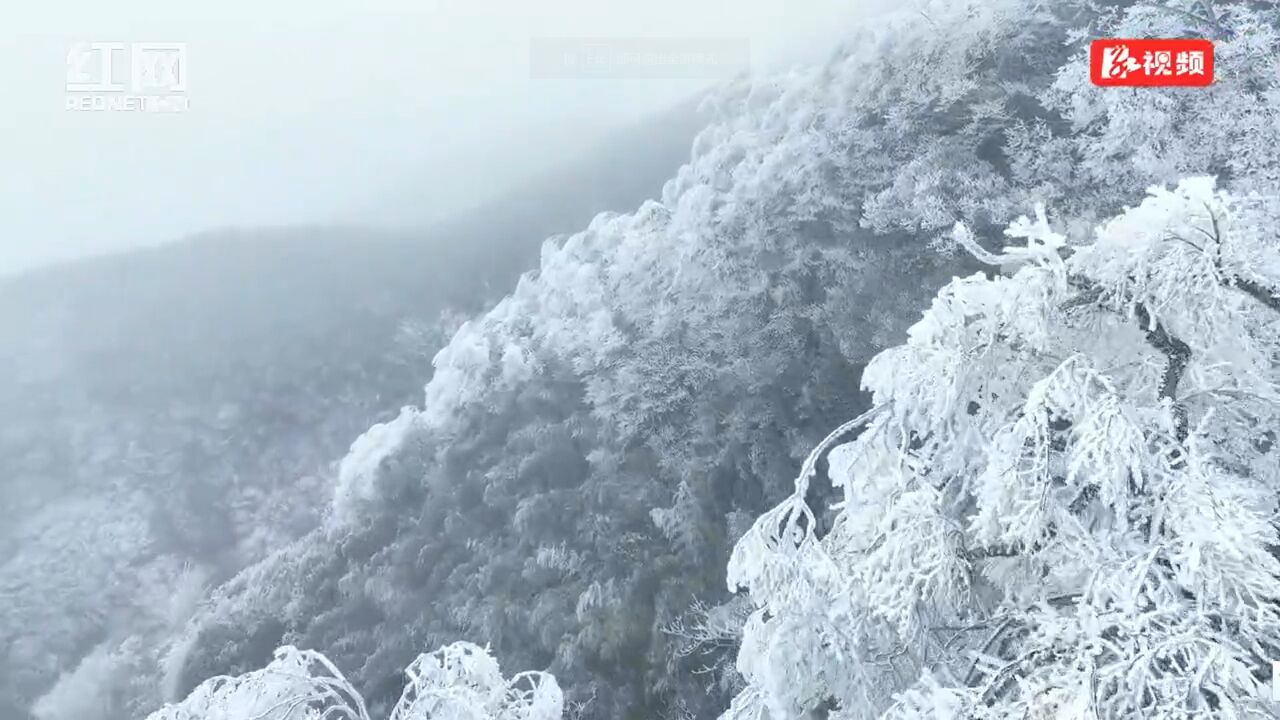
[146, 642, 562, 720]
[724, 177, 1280, 719]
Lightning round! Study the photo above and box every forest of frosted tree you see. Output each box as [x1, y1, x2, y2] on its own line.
[3, 0, 1280, 719]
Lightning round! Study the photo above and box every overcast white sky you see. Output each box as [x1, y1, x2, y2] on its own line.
[1, 0, 875, 276]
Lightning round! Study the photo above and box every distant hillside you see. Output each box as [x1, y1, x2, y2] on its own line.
[0, 96, 706, 720]
[0, 95, 709, 433]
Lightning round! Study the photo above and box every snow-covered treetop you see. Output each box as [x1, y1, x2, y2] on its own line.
[725, 176, 1280, 718]
[146, 642, 562, 720]
[388, 642, 562, 720]
[145, 646, 370, 720]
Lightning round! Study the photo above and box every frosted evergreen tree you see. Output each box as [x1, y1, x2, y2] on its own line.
[145, 642, 561, 720]
[725, 177, 1280, 718]
[145, 646, 370, 720]
[387, 642, 562, 720]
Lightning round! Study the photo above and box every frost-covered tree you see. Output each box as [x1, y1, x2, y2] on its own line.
[146, 646, 370, 720]
[145, 643, 561, 720]
[387, 642, 562, 720]
[725, 177, 1280, 718]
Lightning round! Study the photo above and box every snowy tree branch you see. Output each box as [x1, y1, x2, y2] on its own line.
[1067, 275, 1193, 442]
[1132, 302, 1192, 443]
[796, 406, 886, 499]
[1228, 275, 1280, 313]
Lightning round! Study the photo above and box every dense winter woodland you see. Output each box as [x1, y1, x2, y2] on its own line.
[4, 0, 1280, 718]
[0, 107, 698, 719]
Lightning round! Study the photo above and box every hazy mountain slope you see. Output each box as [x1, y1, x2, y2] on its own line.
[0, 100, 704, 720]
[165, 2, 1280, 719]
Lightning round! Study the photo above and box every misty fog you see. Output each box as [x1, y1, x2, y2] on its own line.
[2, 0, 874, 275]
[4, 2, 1280, 720]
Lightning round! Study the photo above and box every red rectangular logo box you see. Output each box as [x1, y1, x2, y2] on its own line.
[1090, 39, 1215, 87]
